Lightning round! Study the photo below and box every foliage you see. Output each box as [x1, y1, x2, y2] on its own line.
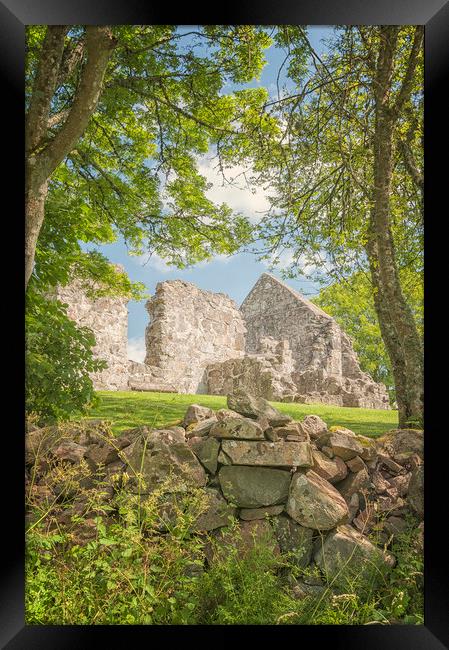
[244, 26, 422, 287]
[312, 270, 423, 401]
[85, 390, 398, 436]
[24, 25, 278, 422]
[26, 25, 277, 285]
[25, 288, 106, 423]
[26, 470, 423, 625]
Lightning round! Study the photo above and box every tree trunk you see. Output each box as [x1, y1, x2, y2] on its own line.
[25, 26, 116, 289]
[25, 163, 48, 289]
[366, 27, 423, 428]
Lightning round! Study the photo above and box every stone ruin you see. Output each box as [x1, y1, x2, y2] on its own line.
[25, 394, 424, 590]
[57, 271, 390, 409]
[55, 278, 129, 391]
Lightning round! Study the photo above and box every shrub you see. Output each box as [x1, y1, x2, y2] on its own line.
[25, 288, 106, 423]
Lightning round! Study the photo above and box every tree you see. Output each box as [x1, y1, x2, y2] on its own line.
[312, 270, 423, 405]
[232, 26, 423, 428]
[25, 25, 279, 421]
[25, 25, 276, 291]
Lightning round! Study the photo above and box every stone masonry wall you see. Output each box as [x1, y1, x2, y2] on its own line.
[240, 274, 389, 408]
[55, 278, 129, 391]
[144, 280, 246, 393]
[241, 273, 352, 376]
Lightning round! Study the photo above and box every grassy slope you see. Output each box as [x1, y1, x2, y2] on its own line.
[86, 391, 398, 438]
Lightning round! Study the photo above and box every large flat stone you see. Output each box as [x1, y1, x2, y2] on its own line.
[316, 430, 364, 461]
[286, 469, 349, 530]
[227, 391, 292, 426]
[209, 417, 264, 440]
[220, 440, 313, 468]
[218, 465, 291, 507]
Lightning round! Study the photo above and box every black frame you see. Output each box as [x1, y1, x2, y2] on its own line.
[3, 0, 448, 646]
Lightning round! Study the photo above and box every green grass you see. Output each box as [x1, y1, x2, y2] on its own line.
[85, 391, 398, 438]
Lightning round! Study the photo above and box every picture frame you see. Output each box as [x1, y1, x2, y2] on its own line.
[4, 0, 447, 646]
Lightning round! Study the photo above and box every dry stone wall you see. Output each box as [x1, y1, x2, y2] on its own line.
[144, 280, 246, 393]
[26, 393, 423, 592]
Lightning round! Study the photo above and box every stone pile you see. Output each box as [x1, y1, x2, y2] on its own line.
[26, 392, 423, 592]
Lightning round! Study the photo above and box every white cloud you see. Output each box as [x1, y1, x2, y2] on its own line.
[262, 249, 318, 276]
[128, 336, 146, 362]
[130, 250, 234, 273]
[197, 155, 270, 224]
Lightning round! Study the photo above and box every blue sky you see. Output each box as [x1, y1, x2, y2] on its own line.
[83, 26, 333, 362]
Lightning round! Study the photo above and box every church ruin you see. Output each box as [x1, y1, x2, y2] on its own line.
[58, 272, 390, 409]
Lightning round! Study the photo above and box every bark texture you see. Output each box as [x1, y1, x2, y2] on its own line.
[366, 26, 423, 428]
[25, 26, 116, 289]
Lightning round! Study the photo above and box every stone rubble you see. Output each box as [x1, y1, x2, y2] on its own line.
[26, 391, 423, 593]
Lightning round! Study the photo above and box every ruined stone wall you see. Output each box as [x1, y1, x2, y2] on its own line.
[144, 280, 246, 393]
[241, 273, 350, 377]
[205, 337, 298, 401]
[240, 274, 389, 409]
[55, 278, 129, 391]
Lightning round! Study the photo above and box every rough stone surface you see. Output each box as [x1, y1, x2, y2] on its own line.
[205, 337, 297, 401]
[408, 465, 424, 519]
[314, 524, 395, 587]
[336, 468, 371, 501]
[300, 415, 328, 439]
[54, 273, 129, 390]
[209, 416, 265, 440]
[185, 417, 217, 439]
[122, 430, 207, 493]
[220, 439, 313, 468]
[192, 488, 236, 531]
[227, 391, 292, 426]
[239, 505, 284, 520]
[271, 514, 314, 568]
[144, 280, 246, 393]
[376, 429, 424, 462]
[269, 422, 310, 442]
[312, 449, 348, 484]
[189, 436, 221, 474]
[316, 430, 364, 461]
[218, 465, 291, 507]
[240, 273, 389, 409]
[286, 470, 349, 530]
[183, 404, 216, 427]
[346, 455, 367, 473]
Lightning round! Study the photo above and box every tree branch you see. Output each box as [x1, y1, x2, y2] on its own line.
[392, 26, 423, 117]
[39, 26, 117, 180]
[25, 26, 68, 156]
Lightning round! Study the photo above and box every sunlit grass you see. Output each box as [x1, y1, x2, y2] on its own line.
[85, 391, 398, 437]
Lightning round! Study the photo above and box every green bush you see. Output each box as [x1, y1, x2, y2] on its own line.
[25, 471, 424, 625]
[25, 288, 106, 423]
